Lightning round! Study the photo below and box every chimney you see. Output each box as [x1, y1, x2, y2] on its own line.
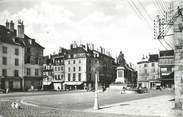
[70, 44, 73, 49]
[59, 47, 63, 53]
[5, 20, 9, 29]
[17, 20, 24, 38]
[10, 20, 14, 32]
[92, 44, 94, 50]
[100, 46, 103, 54]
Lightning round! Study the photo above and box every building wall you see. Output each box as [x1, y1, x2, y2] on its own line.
[53, 65, 65, 81]
[137, 60, 159, 88]
[174, 15, 183, 108]
[24, 64, 42, 90]
[24, 64, 42, 77]
[24, 45, 44, 90]
[137, 62, 149, 82]
[64, 58, 87, 82]
[0, 43, 24, 90]
[0, 43, 24, 77]
[148, 62, 159, 80]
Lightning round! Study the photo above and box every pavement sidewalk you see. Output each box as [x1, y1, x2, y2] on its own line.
[84, 95, 183, 117]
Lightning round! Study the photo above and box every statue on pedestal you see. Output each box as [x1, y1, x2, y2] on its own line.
[117, 51, 126, 67]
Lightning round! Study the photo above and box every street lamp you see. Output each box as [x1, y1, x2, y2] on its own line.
[92, 60, 99, 110]
[94, 71, 99, 110]
[93, 61, 100, 110]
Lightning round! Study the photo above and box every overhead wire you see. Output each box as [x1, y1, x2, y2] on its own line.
[126, 0, 169, 50]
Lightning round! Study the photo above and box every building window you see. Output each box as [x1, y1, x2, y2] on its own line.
[2, 57, 7, 65]
[151, 63, 155, 67]
[151, 68, 155, 73]
[14, 70, 19, 77]
[88, 67, 91, 71]
[58, 67, 60, 71]
[61, 67, 63, 71]
[15, 58, 19, 66]
[58, 75, 60, 80]
[68, 67, 70, 72]
[68, 74, 71, 81]
[55, 67, 57, 71]
[26, 56, 31, 63]
[78, 73, 81, 81]
[35, 69, 39, 76]
[55, 75, 57, 80]
[144, 69, 147, 74]
[27, 68, 31, 76]
[61, 74, 64, 79]
[2, 46, 7, 54]
[68, 61, 70, 64]
[73, 67, 76, 72]
[35, 57, 39, 64]
[73, 73, 76, 81]
[15, 48, 19, 55]
[2, 69, 7, 76]
[88, 73, 91, 81]
[73, 60, 75, 64]
[144, 64, 147, 67]
[167, 67, 172, 72]
[79, 67, 81, 71]
[79, 59, 81, 63]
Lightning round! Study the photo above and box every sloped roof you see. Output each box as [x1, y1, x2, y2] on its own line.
[149, 54, 158, 62]
[159, 50, 174, 57]
[0, 25, 44, 49]
[67, 47, 87, 54]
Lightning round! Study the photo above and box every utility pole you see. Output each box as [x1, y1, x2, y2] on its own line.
[154, 1, 183, 109]
[173, 4, 183, 109]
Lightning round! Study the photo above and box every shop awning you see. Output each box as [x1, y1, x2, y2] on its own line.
[43, 81, 52, 85]
[1, 76, 23, 80]
[158, 78, 174, 81]
[63, 82, 83, 85]
[24, 76, 43, 80]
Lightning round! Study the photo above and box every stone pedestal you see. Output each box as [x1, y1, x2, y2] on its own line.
[115, 67, 125, 83]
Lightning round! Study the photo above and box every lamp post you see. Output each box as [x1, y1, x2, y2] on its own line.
[94, 71, 99, 110]
[93, 61, 100, 110]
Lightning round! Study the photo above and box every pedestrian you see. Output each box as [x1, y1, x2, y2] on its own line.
[121, 87, 126, 94]
[57, 86, 60, 92]
[6, 88, 9, 94]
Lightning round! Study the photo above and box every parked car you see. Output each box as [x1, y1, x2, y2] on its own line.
[0, 89, 5, 94]
[156, 86, 162, 90]
[136, 87, 148, 93]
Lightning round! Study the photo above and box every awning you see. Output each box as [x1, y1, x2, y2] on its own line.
[24, 76, 43, 80]
[1, 76, 23, 80]
[147, 79, 161, 82]
[158, 78, 174, 81]
[63, 81, 83, 85]
[43, 81, 52, 85]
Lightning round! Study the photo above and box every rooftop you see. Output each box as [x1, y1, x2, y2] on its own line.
[0, 24, 44, 49]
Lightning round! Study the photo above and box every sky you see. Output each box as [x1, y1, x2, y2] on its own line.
[0, 0, 175, 65]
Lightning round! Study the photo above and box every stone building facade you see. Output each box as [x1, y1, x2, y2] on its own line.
[137, 54, 160, 89]
[42, 43, 116, 90]
[158, 50, 174, 88]
[0, 20, 44, 91]
[0, 40, 24, 91]
[173, 11, 183, 109]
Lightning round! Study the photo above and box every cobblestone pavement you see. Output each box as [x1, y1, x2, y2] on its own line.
[0, 89, 182, 117]
[0, 99, 154, 117]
